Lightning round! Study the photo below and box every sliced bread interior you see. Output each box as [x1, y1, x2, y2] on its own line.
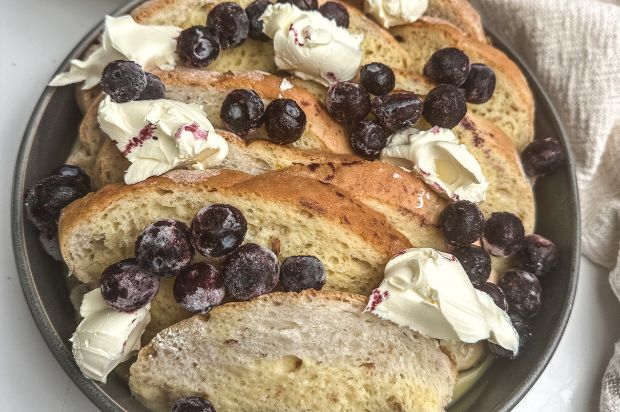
[129, 290, 457, 412]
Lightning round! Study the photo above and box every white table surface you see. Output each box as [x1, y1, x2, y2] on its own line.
[1, 0, 618, 410]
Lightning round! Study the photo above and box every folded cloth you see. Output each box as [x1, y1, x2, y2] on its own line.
[470, 0, 620, 410]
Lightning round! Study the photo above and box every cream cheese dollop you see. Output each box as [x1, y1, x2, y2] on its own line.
[365, 248, 519, 355]
[98, 96, 228, 185]
[364, 0, 428, 28]
[71, 289, 151, 383]
[49, 15, 181, 89]
[260, 3, 363, 86]
[380, 127, 488, 202]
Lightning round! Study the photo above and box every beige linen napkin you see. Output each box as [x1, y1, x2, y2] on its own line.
[470, 0, 620, 409]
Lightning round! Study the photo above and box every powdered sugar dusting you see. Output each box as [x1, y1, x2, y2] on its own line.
[164, 169, 222, 183]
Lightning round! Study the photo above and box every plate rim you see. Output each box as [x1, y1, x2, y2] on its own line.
[11, 2, 581, 410]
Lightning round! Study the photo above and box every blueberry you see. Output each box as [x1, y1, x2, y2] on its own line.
[371, 92, 423, 132]
[172, 397, 216, 412]
[423, 48, 471, 87]
[517, 234, 559, 276]
[136, 73, 166, 101]
[422, 84, 468, 128]
[220, 89, 265, 135]
[24, 173, 90, 237]
[100, 60, 147, 103]
[439, 200, 484, 247]
[135, 219, 194, 277]
[452, 245, 491, 285]
[223, 243, 279, 300]
[488, 311, 534, 359]
[280, 256, 326, 292]
[264, 98, 307, 144]
[360, 62, 395, 96]
[475, 282, 508, 311]
[190, 204, 247, 258]
[482, 212, 525, 257]
[246, 0, 271, 41]
[100, 258, 160, 312]
[278, 0, 318, 11]
[319, 1, 349, 28]
[50, 164, 91, 190]
[176, 26, 221, 68]
[521, 137, 566, 177]
[461, 63, 495, 104]
[174, 262, 225, 313]
[325, 82, 371, 124]
[349, 120, 387, 159]
[498, 269, 541, 318]
[207, 2, 250, 49]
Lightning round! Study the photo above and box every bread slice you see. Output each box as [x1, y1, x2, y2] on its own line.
[129, 290, 457, 412]
[390, 18, 535, 152]
[131, 0, 411, 70]
[341, 0, 487, 43]
[59, 170, 411, 292]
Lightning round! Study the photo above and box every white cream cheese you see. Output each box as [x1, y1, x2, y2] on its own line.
[71, 289, 151, 383]
[365, 248, 519, 354]
[98, 96, 228, 185]
[441, 340, 487, 371]
[380, 127, 488, 202]
[364, 0, 428, 28]
[49, 15, 181, 89]
[260, 3, 363, 86]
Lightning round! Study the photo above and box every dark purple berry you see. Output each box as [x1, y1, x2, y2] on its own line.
[223, 243, 279, 300]
[207, 2, 250, 49]
[349, 120, 387, 159]
[136, 73, 166, 101]
[100, 60, 147, 103]
[135, 219, 194, 277]
[100, 258, 160, 312]
[423, 48, 471, 87]
[190, 204, 247, 258]
[521, 137, 566, 177]
[278, 0, 318, 11]
[461, 63, 495, 104]
[174, 262, 225, 313]
[177, 26, 221, 68]
[475, 282, 508, 311]
[24, 174, 90, 236]
[246, 0, 271, 41]
[325, 82, 371, 124]
[264, 98, 307, 144]
[516, 234, 559, 276]
[360, 63, 395, 96]
[422, 84, 468, 128]
[39, 232, 62, 261]
[452, 245, 491, 285]
[439, 200, 484, 247]
[50, 164, 91, 191]
[498, 269, 541, 318]
[371, 92, 423, 132]
[220, 89, 265, 135]
[319, 1, 349, 28]
[172, 397, 216, 412]
[488, 311, 534, 358]
[482, 212, 525, 257]
[280, 256, 326, 292]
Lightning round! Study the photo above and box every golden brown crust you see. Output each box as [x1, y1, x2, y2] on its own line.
[340, 0, 487, 43]
[59, 170, 411, 261]
[228, 172, 412, 257]
[279, 161, 447, 229]
[154, 68, 352, 154]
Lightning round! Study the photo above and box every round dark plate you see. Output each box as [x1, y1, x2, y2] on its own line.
[12, 2, 580, 411]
